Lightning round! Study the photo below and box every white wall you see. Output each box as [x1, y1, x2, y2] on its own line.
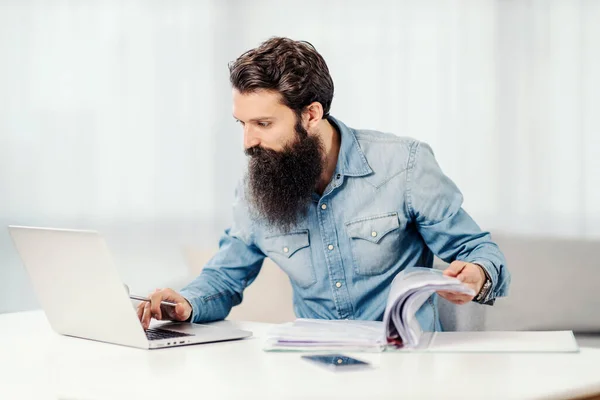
[2, 0, 599, 313]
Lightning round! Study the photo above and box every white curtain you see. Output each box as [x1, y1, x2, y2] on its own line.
[210, 0, 600, 238]
[0, 0, 217, 224]
[1, 0, 599, 312]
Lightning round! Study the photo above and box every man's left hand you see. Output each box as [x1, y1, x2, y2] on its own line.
[437, 261, 486, 305]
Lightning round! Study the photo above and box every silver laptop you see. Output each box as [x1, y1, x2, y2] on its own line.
[8, 225, 252, 349]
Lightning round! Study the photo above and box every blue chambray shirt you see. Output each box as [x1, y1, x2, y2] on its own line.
[180, 116, 510, 331]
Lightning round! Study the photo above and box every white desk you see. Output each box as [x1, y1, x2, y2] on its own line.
[2, 311, 600, 400]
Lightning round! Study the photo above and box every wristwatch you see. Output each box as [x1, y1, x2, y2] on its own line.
[474, 264, 492, 304]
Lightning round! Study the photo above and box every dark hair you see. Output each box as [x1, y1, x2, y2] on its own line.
[229, 37, 334, 119]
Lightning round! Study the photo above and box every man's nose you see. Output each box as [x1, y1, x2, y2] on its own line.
[243, 127, 260, 149]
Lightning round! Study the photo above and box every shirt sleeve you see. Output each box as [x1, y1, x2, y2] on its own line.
[405, 141, 511, 304]
[179, 184, 265, 322]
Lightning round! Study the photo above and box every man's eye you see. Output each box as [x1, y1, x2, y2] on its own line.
[235, 119, 245, 126]
[258, 122, 270, 128]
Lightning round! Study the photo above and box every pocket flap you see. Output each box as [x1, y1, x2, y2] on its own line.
[346, 212, 400, 244]
[264, 230, 310, 258]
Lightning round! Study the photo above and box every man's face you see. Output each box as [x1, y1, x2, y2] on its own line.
[233, 89, 298, 151]
[232, 89, 325, 232]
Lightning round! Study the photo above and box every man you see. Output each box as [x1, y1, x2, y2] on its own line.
[137, 37, 510, 331]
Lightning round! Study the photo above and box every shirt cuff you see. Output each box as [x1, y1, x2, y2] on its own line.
[179, 291, 200, 323]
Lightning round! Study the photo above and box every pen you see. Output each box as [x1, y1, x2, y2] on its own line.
[123, 284, 177, 307]
[129, 294, 177, 307]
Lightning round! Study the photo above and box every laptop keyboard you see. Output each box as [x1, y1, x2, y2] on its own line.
[145, 328, 194, 341]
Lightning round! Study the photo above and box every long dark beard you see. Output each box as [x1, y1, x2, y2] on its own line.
[245, 120, 325, 233]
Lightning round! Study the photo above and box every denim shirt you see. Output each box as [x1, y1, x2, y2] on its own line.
[180, 116, 510, 331]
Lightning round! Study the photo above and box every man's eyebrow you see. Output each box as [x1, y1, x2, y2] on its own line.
[232, 115, 275, 122]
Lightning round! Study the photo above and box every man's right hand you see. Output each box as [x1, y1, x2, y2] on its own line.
[136, 288, 193, 330]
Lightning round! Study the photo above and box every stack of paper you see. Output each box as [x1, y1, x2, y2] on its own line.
[263, 267, 580, 354]
[264, 319, 386, 352]
[264, 268, 472, 352]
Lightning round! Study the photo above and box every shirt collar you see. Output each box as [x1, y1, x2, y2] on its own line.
[328, 115, 373, 177]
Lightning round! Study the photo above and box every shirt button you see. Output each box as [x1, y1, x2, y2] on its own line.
[328, 244, 334, 250]
[283, 247, 289, 253]
[321, 204, 327, 210]
[335, 282, 342, 288]
[371, 231, 377, 237]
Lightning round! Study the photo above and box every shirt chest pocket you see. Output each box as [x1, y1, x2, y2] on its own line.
[263, 230, 316, 289]
[345, 212, 402, 276]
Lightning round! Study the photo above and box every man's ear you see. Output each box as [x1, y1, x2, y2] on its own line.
[304, 102, 324, 130]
